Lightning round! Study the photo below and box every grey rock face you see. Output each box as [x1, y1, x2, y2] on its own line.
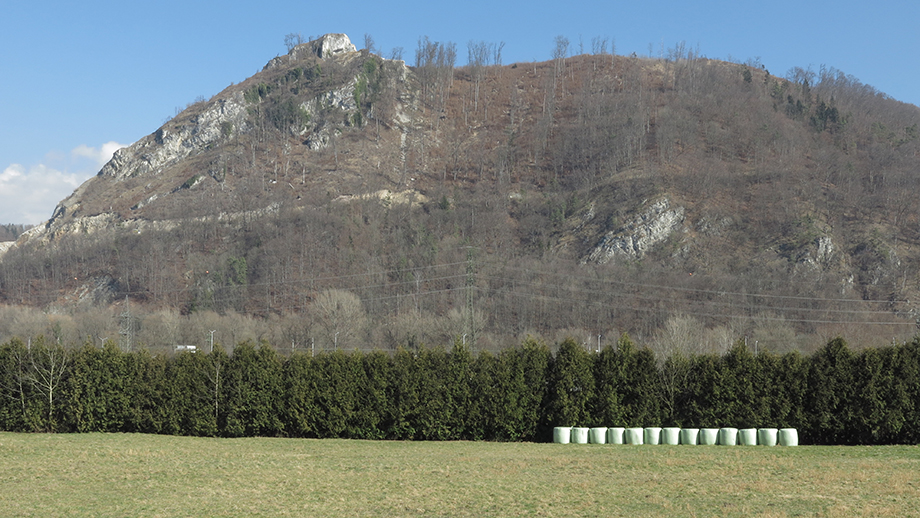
[99, 94, 248, 181]
[309, 33, 356, 59]
[584, 198, 685, 263]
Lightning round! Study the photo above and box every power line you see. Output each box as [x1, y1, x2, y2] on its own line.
[478, 274, 904, 317]
[486, 287, 912, 327]
[496, 264, 910, 305]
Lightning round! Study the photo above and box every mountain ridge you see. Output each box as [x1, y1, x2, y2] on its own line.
[2, 33, 919, 353]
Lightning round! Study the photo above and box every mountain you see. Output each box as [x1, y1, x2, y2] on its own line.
[2, 33, 920, 353]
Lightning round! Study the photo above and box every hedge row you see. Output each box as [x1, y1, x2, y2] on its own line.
[1, 335, 918, 444]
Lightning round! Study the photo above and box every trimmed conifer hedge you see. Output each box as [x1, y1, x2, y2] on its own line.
[1, 335, 918, 444]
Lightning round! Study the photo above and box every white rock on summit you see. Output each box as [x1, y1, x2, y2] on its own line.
[309, 33, 357, 59]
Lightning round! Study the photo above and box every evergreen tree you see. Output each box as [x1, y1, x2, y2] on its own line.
[65, 341, 131, 433]
[445, 341, 473, 438]
[166, 347, 222, 436]
[281, 352, 321, 437]
[546, 338, 595, 427]
[222, 341, 284, 437]
[126, 350, 169, 434]
[590, 342, 627, 427]
[718, 342, 760, 428]
[517, 337, 551, 441]
[354, 350, 393, 439]
[806, 337, 855, 444]
[774, 351, 809, 429]
[616, 335, 661, 426]
[414, 347, 453, 440]
[388, 348, 421, 439]
[683, 353, 721, 427]
[896, 338, 920, 443]
[312, 350, 363, 438]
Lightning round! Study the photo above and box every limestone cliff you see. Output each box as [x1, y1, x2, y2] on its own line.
[583, 198, 686, 263]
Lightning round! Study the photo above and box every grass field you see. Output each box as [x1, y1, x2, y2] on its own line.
[1, 433, 918, 517]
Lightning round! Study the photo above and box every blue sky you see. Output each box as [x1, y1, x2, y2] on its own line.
[1, 0, 917, 225]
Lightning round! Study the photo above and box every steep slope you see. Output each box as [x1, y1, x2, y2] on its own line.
[3, 34, 920, 352]
[29, 34, 417, 239]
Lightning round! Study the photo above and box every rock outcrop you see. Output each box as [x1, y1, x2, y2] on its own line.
[309, 33, 357, 59]
[99, 94, 249, 182]
[584, 198, 686, 263]
[265, 33, 359, 70]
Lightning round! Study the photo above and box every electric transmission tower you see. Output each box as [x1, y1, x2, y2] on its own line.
[119, 296, 135, 352]
[465, 247, 476, 349]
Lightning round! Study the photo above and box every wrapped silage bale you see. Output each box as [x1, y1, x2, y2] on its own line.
[662, 427, 681, 445]
[572, 427, 590, 444]
[607, 427, 625, 444]
[739, 428, 758, 445]
[757, 428, 778, 446]
[680, 428, 699, 445]
[625, 427, 644, 445]
[779, 428, 799, 446]
[719, 427, 738, 445]
[643, 427, 662, 445]
[589, 427, 608, 444]
[699, 428, 719, 445]
[553, 426, 572, 444]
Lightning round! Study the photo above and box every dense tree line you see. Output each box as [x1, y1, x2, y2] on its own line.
[1, 334, 918, 445]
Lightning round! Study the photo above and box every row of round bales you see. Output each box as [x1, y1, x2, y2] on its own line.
[553, 426, 799, 446]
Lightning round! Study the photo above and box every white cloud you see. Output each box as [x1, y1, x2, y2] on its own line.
[71, 140, 129, 169]
[0, 163, 81, 225]
[0, 141, 129, 225]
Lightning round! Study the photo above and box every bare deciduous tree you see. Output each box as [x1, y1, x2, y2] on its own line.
[311, 289, 367, 350]
[26, 339, 69, 431]
[284, 33, 305, 52]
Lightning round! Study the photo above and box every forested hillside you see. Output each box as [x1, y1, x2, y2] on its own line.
[1, 34, 919, 354]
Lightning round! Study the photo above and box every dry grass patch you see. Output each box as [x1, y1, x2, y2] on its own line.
[0, 433, 918, 517]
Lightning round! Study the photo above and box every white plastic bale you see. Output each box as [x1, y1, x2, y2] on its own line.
[553, 426, 572, 444]
[757, 428, 778, 446]
[643, 427, 662, 445]
[607, 427, 625, 444]
[739, 428, 758, 445]
[589, 427, 608, 444]
[699, 428, 719, 445]
[572, 427, 590, 444]
[779, 428, 799, 446]
[680, 428, 699, 445]
[625, 427, 644, 445]
[719, 427, 738, 445]
[662, 427, 681, 445]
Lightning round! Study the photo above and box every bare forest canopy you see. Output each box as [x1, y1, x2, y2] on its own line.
[0, 224, 31, 241]
[1, 34, 919, 354]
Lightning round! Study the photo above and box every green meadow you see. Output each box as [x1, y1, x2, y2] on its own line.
[2, 433, 918, 516]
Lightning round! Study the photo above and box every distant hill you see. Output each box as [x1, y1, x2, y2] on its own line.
[3, 33, 920, 353]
